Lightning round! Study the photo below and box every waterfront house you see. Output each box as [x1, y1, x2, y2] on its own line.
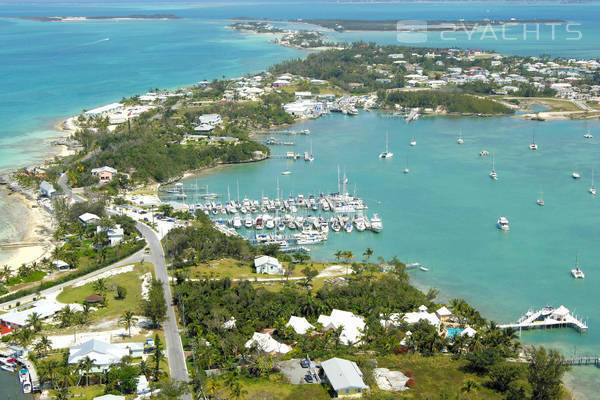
[68, 339, 143, 372]
[91, 166, 117, 182]
[78, 212, 101, 226]
[254, 255, 285, 275]
[321, 357, 369, 398]
[286, 316, 315, 335]
[436, 306, 453, 322]
[0, 299, 63, 329]
[317, 309, 365, 346]
[39, 180, 56, 197]
[84, 103, 123, 118]
[244, 332, 292, 355]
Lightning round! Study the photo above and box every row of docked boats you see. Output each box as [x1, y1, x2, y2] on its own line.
[0, 357, 32, 393]
[229, 213, 382, 234]
[196, 192, 369, 216]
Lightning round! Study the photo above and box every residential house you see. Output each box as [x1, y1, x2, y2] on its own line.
[91, 166, 118, 183]
[52, 260, 71, 271]
[244, 332, 292, 355]
[317, 309, 365, 346]
[97, 224, 124, 246]
[254, 255, 285, 275]
[39, 180, 56, 197]
[285, 316, 315, 335]
[78, 212, 101, 226]
[321, 357, 369, 398]
[68, 339, 143, 372]
[0, 299, 64, 329]
[198, 113, 222, 126]
[436, 306, 453, 323]
[84, 103, 123, 118]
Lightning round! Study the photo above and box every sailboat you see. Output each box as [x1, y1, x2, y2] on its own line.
[571, 254, 585, 279]
[403, 156, 410, 174]
[584, 129, 593, 139]
[529, 134, 538, 150]
[589, 169, 596, 195]
[457, 129, 464, 144]
[410, 135, 416, 146]
[489, 153, 498, 180]
[536, 191, 545, 206]
[379, 132, 394, 158]
[304, 140, 314, 162]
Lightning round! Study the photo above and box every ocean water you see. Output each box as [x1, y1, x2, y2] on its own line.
[176, 111, 600, 396]
[2, 0, 600, 397]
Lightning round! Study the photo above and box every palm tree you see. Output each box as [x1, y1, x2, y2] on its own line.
[26, 312, 42, 333]
[34, 335, 52, 358]
[92, 278, 108, 296]
[78, 356, 96, 386]
[334, 250, 343, 262]
[229, 381, 247, 400]
[119, 310, 137, 337]
[151, 334, 165, 381]
[343, 250, 354, 276]
[139, 359, 151, 381]
[461, 379, 479, 393]
[0, 265, 12, 283]
[363, 247, 373, 263]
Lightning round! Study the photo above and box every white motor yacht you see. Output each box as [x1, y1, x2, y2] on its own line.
[371, 214, 383, 232]
[232, 216, 242, 229]
[497, 216, 510, 231]
[457, 130, 464, 144]
[480, 150, 489, 156]
[281, 170, 292, 175]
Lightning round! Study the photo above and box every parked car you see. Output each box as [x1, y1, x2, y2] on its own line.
[304, 374, 313, 383]
[300, 359, 309, 368]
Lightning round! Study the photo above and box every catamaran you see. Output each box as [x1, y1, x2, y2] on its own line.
[304, 140, 314, 162]
[489, 153, 498, 180]
[379, 132, 394, 158]
[571, 255, 585, 279]
[584, 130, 593, 139]
[529, 134, 538, 150]
[589, 169, 596, 195]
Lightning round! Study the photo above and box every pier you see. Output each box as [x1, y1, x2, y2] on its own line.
[564, 357, 600, 367]
[499, 305, 588, 333]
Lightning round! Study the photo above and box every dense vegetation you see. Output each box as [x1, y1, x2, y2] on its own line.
[382, 90, 514, 114]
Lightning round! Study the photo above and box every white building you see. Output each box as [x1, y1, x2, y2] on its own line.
[84, 103, 123, 117]
[198, 113, 222, 126]
[286, 316, 315, 335]
[68, 339, 143, 372]
[254, 255, 285, 275]
[321, 357, 369, 397]
[97, 224, 124, 246]
[78, 212, 101, 226]
[0, 299, 64, 329]
[318, 309, 365, 346]
[244, 332, 292, 354]
[39, 180, 56, 197]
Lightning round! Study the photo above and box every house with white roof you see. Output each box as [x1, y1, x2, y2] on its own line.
[39, 180, 56, 197]
[0, 299, 64, 329]
[436, 306, 453, 322]
[321, 357, 369, 398]
[52, 260, 71, 271]
[84, 103, 123, 117]
[461, 327, 477, 338]
[286, 316, 315, 335]
[198, 113, 222, 126]
[317, 309, 365, 346]
[78, 212, 101, 226]
[403, 306, 441, 330]
[244, 332, 292, 355]
[94, 395, 125, 400]
[254, 255, 285, 275]
[91, 166, 118, 183]
[97, 224, 124, 246]
[68, 339, 143, 372]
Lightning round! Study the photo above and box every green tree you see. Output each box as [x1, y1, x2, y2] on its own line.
[116, 285, 127, 300]
[142, 278, 167, 328]
[151, 334, 165, 381]
[527, 346, 570, 400]
[78, 356, 96, 386]
[488, 362, 522, 392]
[119, 310, 138, 337]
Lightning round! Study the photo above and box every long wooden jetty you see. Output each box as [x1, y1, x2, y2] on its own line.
[564, 357, 600, 367]
[499, 305, 588, 333]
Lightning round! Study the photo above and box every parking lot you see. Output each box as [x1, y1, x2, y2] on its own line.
[276, 358, 320, 385]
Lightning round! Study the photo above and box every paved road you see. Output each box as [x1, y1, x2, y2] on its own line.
[58, 173, 86, 203]
[136, 222, 192, 399]
[0, 249, 145, 310]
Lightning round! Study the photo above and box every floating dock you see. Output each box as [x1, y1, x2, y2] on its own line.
[499, 305, 588, 333]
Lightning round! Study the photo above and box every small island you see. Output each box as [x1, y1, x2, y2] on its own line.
[18, 14, 181, 22]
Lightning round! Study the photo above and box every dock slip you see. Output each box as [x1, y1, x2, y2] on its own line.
[499, 305, 588, 333]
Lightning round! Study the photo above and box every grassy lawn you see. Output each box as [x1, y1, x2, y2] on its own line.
[56, 262, 153, 322]
[6, 270, 46, 286]
[49, 385, 138, 400]
[183, 258, 330, 280]
[209, 375, 330, 400]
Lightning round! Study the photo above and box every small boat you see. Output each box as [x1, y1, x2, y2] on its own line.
[331, 220, 341, 232]
[480, 150, 489, 157]
[300, 129, 310, 135]
[589, 169, 596, 195]
[584, 130, 593, 139]
[379, 132, 394, 158]
[489, 153, 498, 180]
[344, 222, 353, 233]
[572, 172, 581, 179]
[410, 136, 416, 146]
[457, 130, 464, 144]
[537, 191, 545, 206]
[281, 170, 292, 175]
[419, 266, 429, 272]
[232, 215, 242, 229]
[22, 380, 32, 394]
[529, 134, 538, 150]
[370, 214, 383, 233]
[1, 364, 15, 372]
[497, 216, 510, 231]
[571, 255, 585, 279]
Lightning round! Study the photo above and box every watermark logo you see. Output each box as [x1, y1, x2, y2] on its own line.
[397, 20, 428, 44]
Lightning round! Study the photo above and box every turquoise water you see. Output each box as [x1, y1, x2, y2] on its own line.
[0, 371, 30, 400]
[2, 1, 600, 397]
[446, 328, 464, 339]
[178, 111, 600, 396]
